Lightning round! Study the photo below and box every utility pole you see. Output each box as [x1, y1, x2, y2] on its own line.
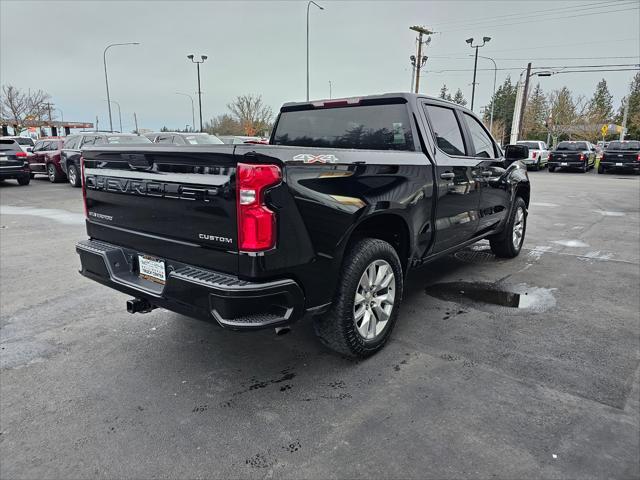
[410, 26, 432, 94]
[328, 80, 332, 99]
[133, 112, 139, 134]
[517, 62, 532, 140]
[620, 96, 629, 141]
[466, 36, 491, 111]
[95, 116, 99, 132]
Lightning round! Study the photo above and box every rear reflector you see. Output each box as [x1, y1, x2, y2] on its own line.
[532, 151, 538, 159]
[237, 163, 281, 252]
[15, 151, 27, 157]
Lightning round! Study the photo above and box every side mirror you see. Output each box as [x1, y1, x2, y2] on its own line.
[504, 144, 529, 163]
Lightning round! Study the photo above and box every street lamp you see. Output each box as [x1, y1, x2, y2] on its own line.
[466, 36, 491, 111]
[103, 42, 139, 132]
[306, 1, 324, 101]
[187, 54, 208, 132]
[175, 92, 196, 132]
[474, 55, 497, 135]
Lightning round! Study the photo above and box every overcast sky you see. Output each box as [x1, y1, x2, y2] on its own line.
[1, 0, 638, 132]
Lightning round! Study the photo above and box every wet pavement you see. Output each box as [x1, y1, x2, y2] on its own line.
[1, 170, 639, 479]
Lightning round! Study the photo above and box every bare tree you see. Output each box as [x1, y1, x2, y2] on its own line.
[1, 85, 52, 134]
[227, 94, 273, 136]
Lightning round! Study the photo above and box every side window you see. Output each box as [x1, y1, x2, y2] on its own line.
[64, 136, 79, 149]
[423, 104, 466, 156]
[33, 141, 44, 152]
[157, 135, 173, 144]
[81, 136, 96, 147]
[463, 113, 496, 159]
[173, 136, 186, 145]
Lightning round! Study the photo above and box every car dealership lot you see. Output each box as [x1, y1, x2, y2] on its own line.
[1, 171, 639, 479]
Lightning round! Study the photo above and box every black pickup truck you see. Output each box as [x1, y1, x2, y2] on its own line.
[548, 140, 596, 173]
[76, 93, 530, 357]
[598, 140, 640, 174]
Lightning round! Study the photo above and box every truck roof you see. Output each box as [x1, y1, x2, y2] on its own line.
[280, 92, 467, 111]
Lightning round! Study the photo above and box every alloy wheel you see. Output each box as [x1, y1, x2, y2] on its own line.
[353, 259, 395, 340]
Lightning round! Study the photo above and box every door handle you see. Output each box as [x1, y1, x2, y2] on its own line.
[440, 172, 455, 180]
[480, 170, 493, 177]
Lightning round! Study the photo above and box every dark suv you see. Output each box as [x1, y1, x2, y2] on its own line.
[0, 139, 31, 185]
[61, 133, 152, 187]
[30, 137, 67, 182]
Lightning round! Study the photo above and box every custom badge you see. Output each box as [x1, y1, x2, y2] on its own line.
[292, 153, 339, 164]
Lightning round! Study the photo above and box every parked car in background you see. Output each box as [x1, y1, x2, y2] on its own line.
[61, 133, 152, 187]
[516, 140, 549, 170]
[548, 141, 596, 172]
[30, 137, 67, 182]
[219, 135, 269, 145]
[0, 139, 31, 185]
[0, 136, 35, 154]
[144, 132, 224, 145]
[599, 140, 640, 174]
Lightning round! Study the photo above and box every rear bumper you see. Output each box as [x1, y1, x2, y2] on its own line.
[76, 239, 305, 330]
[549, 161, 586, 168]
[600, 161, 640, 171]
[0, 165, 30, 178]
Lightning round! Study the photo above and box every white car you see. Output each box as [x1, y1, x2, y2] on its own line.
[0, 136, 35, 154]
[516, 140, 550, 170]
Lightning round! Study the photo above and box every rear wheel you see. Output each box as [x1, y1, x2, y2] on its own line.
[549, 165, 556, 172]
[67, 164, 81, 187]
[47, 163, 64, 183]
[582, 162, 588, 173]
[314, 238, 403, 358]
[489, 196, 526, 258]
[598, 165, 605, 174]
[17, 175, 30, 186]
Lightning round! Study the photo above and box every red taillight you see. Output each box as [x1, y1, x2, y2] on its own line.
[637, 153, 640, 162]
[548, 153, 552, 161]
[15, 151, 27, 158]
[81, 156, 88, 218]
[532, 151, 537, 159]
[601, 153, 606, 161]
[237, 163, 281, 252]
[579, 153, 585, 161]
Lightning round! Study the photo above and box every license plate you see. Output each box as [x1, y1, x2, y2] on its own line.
[0, 156, 7, 162]
[138, 255, 166, 284]
[561, 162, 568, 166]
[616, 162, 623, 166]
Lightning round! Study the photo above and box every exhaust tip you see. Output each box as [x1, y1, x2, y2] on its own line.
[274, 326, 291, 336]
[127, 298, 155, 314]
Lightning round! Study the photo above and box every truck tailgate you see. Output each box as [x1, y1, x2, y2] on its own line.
[82, 145, 239, 274]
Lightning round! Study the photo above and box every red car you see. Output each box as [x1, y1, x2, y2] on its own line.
[30, 137, 67, 182]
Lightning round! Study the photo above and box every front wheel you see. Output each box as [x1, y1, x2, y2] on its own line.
[314, 238, 403, 358]
[47, 163, 64, 183]
[67, 164, 81, 187]
[489, 196, 527, 258]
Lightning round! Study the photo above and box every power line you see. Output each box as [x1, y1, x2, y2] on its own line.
[431, 1, 635, 29]
[425, 65, 639, 73]
[440, 6, 639, 33]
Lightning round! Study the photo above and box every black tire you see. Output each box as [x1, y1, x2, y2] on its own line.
[67, 164, 81, 187]
[314, 238, 403, 358]
[489, 196, 527, 258]
[47, 163, 64, 183]
[581, 162, 588, 173]
[17, 175, 30, 186]
[598, 165, 605, 174]
[29, 172, 35, 179]
[549, 166, 556, 172]
[530, 162, 539, 171]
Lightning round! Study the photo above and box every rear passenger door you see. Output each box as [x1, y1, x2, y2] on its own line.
[461, 112, 508, 234]
[422, 102, 481, 253]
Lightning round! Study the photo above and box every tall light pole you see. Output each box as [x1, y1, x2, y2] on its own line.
[475, 54, 497, 135]
[466, 36, 491, 111]
[175, 92, 196, 131]
[510, 67, 553, 144]
[108, 99, 122, 132]
[103, 42, 139, 132]
[410, 26, 432, 94]
[306, 1, 324, 101]
[328, 80, 332, 99]
[187, 54, 207, 132]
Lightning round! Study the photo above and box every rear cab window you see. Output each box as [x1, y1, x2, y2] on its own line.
[0, 139, 20, 152]
[557, 141, 588, 150]
[272, 102, 416, 151]
[607, 141, 640, 150]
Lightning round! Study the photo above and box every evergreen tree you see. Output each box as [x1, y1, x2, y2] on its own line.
[616, 73, 640, 140]
[588, 78, 614, 122]
[522, 83, 548, 140]
[439, 84, 452, 101]
[452, 88, 467, 106]
[548, 87, 577, 140]
[483, 76, 517, 145]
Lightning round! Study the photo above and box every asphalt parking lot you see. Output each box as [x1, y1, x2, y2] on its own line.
[1, 169, 639, 479]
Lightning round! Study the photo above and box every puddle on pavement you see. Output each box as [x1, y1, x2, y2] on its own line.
[426, 281, 556, 312]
